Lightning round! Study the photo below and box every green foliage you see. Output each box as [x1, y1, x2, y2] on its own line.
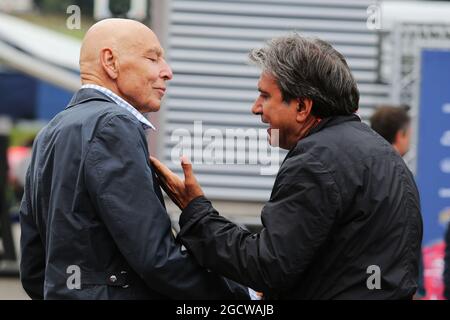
[34, 0, 74, 13]
[33, 0, 132, 16]
[9, 125, 41, 147]
[25, 0, 138, 40]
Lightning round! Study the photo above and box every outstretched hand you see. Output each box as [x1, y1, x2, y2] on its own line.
[150, 156, 204, 210]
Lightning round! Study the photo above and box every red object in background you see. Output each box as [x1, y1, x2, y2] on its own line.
[423, 240, 446, 300]
[7, 146, 30, 183]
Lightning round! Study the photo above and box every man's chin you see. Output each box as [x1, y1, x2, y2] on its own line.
[151, 105, 161, 112]
[142, 102, 161, 113]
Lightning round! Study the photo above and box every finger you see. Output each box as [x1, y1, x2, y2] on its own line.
[149, 156, 162, 173]
[159, 181, 178, 205]
[151, 158, 185, 209]
[150, 156, 174, 178]
[180, 155, 195, 183]
[149, 156, 163, 171]
[155, 175, 182, 207]
[152, 167, 167, 184]
[154, 170, 171, 195]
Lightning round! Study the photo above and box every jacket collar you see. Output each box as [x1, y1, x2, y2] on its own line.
[65, 88, 113, 109]
[306, 113, 361, 137]
[284, 113, 361, 162]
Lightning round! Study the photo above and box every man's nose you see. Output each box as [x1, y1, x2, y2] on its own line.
[160, 58, 173, 80]
[252, 97, 262, 115]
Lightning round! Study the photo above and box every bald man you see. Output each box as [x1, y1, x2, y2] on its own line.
[19, 19, 249, 300]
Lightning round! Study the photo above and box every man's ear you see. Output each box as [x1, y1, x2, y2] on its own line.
[394, 129, 405, 145]
[100, 48, 119, 80]
[295, 98, 313, 123]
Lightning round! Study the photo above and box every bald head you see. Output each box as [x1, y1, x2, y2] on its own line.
[80, 19, 159, 78]
[79, 18, 172, 112]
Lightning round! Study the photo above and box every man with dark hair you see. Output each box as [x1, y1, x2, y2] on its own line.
[370, 105, 412, 156]
[152, 34, 423, 299]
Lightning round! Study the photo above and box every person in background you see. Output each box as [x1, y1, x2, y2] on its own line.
[370, 105, 426, 299]
[370, 105, 412, 157]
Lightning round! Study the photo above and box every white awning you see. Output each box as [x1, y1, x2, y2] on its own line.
[0, 12, 80, 91]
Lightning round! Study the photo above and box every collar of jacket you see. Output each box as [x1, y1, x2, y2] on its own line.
[65, 88, 113, 109]
[306, 113, 361, 137]
[282, 113, 361, 163]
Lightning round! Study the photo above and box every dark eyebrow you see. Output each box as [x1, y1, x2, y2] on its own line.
[258, 87, 269, 95]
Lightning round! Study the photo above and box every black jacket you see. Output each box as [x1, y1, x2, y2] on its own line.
[178, 115, 423, 299]
[19, 88, 249, 300]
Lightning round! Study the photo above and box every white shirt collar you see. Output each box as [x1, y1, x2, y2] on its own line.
[81, 84, 156, 131]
